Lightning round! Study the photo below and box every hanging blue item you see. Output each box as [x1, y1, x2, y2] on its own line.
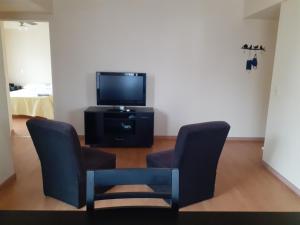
[246, 60, 253, 70]
[242, 43, 265, 71]
[246, 56, 258, 71]
[252, 54, 258, 69]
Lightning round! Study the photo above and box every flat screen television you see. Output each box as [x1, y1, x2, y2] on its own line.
[96, 72, 146, 106]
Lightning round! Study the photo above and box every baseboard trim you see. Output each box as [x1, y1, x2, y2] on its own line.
[263, 161, 300, 196]
[154, 136, 177, 140]
[227, 137, 264, 142]
[11, 129, 31, 138]
[0, 174, 16, 190]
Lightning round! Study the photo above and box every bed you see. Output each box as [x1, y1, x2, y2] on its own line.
[10, 84, 54, 119]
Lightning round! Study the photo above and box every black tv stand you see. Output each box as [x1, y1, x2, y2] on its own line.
[84, 106, 154, 147]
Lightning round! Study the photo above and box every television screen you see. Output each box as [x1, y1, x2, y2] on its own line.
[96, 72, 146, 106]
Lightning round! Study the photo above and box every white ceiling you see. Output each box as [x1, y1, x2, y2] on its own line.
[0, 0, 52, 12]
[0, 0, 279, 19]
[247, 4, 281, 20]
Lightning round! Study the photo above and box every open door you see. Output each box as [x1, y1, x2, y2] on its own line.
[1, 21, 53, 137]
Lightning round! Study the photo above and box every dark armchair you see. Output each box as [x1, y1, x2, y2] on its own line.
[26, 118, 116, 208]
[147, 121, 230, 208]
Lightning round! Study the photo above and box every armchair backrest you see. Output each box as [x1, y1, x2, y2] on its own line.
[173, 121, 230, 206]
[174, 121, 230, 169]
[26, 118, 85, 206]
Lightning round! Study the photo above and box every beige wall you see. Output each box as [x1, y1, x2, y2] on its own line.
[244, 0, 282, 18]
[50, 0, 278, 136]
[0, 23, 14, 184]
[0, 0, 53, 13]
[3, 21, 52, 86]
[0, 23, 13, 131]
[264, 0, 300, 189]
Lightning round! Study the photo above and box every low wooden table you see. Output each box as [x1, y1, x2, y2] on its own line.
[1, 208, 300, 225]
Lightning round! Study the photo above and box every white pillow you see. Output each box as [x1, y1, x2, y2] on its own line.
[24, 83, 53, 95]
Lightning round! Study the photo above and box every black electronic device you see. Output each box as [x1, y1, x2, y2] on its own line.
[96, 72, 146, 108]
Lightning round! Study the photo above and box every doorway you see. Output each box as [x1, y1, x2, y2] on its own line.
[1, 21, 53, 137]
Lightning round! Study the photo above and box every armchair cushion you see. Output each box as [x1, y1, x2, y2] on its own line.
[82, 147, 116, 170]
[146, 149, 175, 196]
[81, 146, 116, 194]
[146, 149, 174, 168]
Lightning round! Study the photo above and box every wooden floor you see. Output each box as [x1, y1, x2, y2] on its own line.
[1, 117, 300, 211]
[11, 116, 30, 137]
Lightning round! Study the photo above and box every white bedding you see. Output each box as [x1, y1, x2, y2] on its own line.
[10, 84, 52, 97]
[10, 84, 54, 119]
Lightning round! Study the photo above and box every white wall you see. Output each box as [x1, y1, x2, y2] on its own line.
[3, 21, 52, 86]
[0, 23, 14, 184]
[50, 0, 278, 136]
[244, 0, 282, 18]
[264, 0, 300, 189]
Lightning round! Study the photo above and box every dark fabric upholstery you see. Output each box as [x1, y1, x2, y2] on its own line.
[81, 147, 116, 171]
[147, 121, 230, 208]
[26, 118, 116, 208]
[146, 149, 174, 168]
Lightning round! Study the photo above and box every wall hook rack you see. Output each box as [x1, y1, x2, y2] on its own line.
[242, 44, 266, 52]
